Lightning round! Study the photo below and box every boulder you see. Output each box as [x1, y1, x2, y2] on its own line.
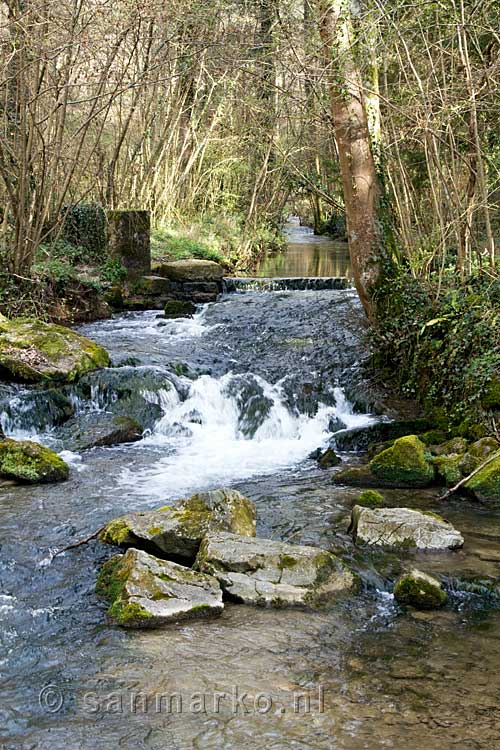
[349, 505, 464, 550]
[0, 438, 69, 483]
[164, 299, 197, 318]
[71, 366, 172, 431]
[195, 532, 357, 608]
[57, 413, 142, 451]
[393, 569, 447, 609]
[465, 453, 500, 501]
[370, 435, 435, 487]
[133, 275, 172, 296]
[153, 259, 223, 283]
[317, 447, 342, 469]
[96, 548, 223, 628]
[0, 314, 110, 383]
[99, 489, 257, 561]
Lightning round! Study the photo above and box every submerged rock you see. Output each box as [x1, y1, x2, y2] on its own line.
[370, 435, 435, 487]
[466, 453, 500, 501]
[394, 569, 447, 610]
[0, 313, 109, 383]
[349, 505, 464, 550]
[97, 548, 223, 628]
[99, 489, 256, 561]
[163, 299, 196, 318]
[195, 532, 357, 608]
[57, 413, 143, 451]
[0, 438, 69, 483]
[317, 447, 342, 469]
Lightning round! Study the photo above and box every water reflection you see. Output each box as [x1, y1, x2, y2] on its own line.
[256, 220, 352, 278]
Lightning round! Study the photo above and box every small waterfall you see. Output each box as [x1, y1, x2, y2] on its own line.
[223, 277, 353, 293]
[122, 375, 376, 500]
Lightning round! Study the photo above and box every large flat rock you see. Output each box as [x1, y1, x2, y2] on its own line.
[153, 259, 224, 282]
[349, 505, 464, 550]
[99, 489, 256, 561]
[97, 548, 223, 628]
[195, 532, 357, 608]
[0, 314, 109, 383]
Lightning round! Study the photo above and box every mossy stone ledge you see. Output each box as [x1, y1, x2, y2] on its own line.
[0, 438, 69, 484]
[0, 313, 110, 383]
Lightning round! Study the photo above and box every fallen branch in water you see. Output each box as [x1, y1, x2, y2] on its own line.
[52, 526, 104, 558]
[439, 449, 500, 501]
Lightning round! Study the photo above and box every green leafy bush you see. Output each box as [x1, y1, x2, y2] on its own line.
[372, 267, 500, 422]
[62, 203, 106, 258]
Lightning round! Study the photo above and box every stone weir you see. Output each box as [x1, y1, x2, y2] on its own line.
[223, 277, 353, 293]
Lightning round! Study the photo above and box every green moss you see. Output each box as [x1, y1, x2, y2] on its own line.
[370, 435, 435, 487]
[420, 429, 448, 445]
[279, 554, 298, 570]
[99, 518, 134, 546]
[358, 490, 384, 507]
[148, 526, 162, 536]
[466, 453, 500, 500]
[0, 438, 69, 484]
[469, 437, 499, 459]
[421, 510, 446, 522]
[394, 572, 447, 609]
[108, 599, 153, 626]
[431, 455, 462, 486]
[96, 556, 125, 601]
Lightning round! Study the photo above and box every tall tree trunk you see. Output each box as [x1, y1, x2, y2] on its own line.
[317, 0, 383, 317]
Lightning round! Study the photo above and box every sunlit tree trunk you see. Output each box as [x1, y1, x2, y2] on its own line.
[317, 0, 383, 318]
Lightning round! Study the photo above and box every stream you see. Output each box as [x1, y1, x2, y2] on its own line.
[0, 229, 499, 749]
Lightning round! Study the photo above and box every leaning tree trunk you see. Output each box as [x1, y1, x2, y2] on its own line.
[317, 0, 383, 318]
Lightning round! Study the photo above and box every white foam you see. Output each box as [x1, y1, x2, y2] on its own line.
[120, 377, 376, 501]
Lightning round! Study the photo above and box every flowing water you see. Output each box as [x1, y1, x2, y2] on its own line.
[0, 238, 499, 748]
[255, 220, 352, 279]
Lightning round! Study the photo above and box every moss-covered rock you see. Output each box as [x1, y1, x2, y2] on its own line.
[332, 418, 434, 453]
[317, 447, 342, 469]
[349, 505, 464, 550]
[96, 548, 223, 628]
[56, 413, 143, 451]
[370, 435, 435, 487]
[465, 453, 500, 501]
[357, 490, 384, 508]
[469, 437, 499, 459]
[195, 532, 357, 608]
[99, 488, 256, 561]
[0, 438, 69, 483]
[432, 437, 468, 456]
[0, 313, 109, 383]
[163, 299, 196, 318]
[154, 259, 224, 282]
[393, 569, 447, 610]
[432, 454, 462, 486]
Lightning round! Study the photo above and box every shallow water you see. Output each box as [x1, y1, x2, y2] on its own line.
[0, 284, 499, 749]
[255, 221, 352, 279]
